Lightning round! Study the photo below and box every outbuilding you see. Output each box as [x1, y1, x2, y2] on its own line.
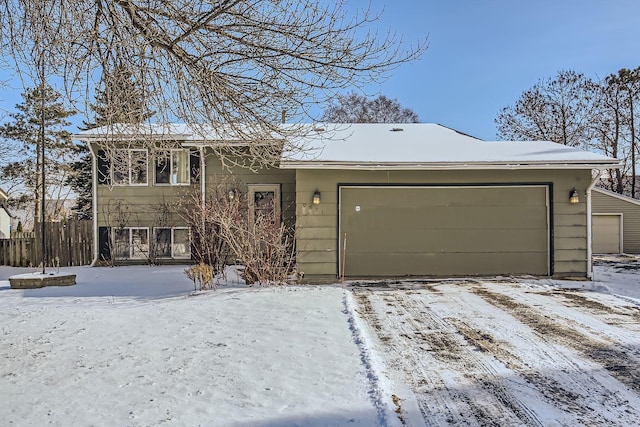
[591, 188, 640, 254]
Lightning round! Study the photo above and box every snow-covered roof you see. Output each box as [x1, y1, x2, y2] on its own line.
[76, 123, 620, 170]
[281, 123, 620, 170]
[75, 123, 283, 144]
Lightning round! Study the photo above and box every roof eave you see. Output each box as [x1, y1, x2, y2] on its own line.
[279, 160, 622, 170]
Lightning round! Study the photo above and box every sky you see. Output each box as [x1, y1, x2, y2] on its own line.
[364, 0, 640, 140]
[1, 1, 640, 141]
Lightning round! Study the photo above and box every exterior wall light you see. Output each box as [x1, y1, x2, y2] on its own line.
[228, 189, 237, 200]
[312, 190, 321, 205]
[569, 188, 579, 204]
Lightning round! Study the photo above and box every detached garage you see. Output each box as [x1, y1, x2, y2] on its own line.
[282, 124, 619, 279]
[592, 188, 640, 254]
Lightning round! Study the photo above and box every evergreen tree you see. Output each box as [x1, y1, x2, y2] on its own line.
[66, 66, 154, 219]
[0, 84, 76, 225]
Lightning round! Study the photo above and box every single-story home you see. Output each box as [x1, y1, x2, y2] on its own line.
[75, 123, 619, 279]
[591, 187, 640, 254]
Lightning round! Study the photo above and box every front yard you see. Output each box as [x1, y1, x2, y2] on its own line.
[0, 257, 638, 426]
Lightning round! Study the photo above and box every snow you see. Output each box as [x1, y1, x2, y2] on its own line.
[0, 258, 639, 426]
[282, 123, 619, 168]
[76, 123, 619, 169]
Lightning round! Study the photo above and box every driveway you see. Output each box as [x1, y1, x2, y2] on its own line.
[351, 276, 640, 426]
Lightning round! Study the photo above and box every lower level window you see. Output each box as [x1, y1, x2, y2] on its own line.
[154, 227, 191, 259]
[113, 227, 149, 259]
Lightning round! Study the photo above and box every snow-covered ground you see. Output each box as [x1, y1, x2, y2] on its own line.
[0, 257, 638, 426]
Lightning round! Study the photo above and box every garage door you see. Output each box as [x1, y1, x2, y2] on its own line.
[592, 215, 622, 253]
[339, 186, 549, 276]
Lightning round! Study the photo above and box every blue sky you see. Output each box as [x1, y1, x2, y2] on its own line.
[366, 0, 640, 139]
[1, 1, 639, 140]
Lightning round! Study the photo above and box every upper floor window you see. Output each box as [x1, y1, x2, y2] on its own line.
[155, 149, 190, 185]
[98, 149, 148, 186]
[98, 147, 199, 186]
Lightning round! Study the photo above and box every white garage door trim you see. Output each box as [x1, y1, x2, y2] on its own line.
[338, 184, 551, 277]
[592, 213, 624, 254]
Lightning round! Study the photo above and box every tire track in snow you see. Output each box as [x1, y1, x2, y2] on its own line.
[353, 282, 640, 426]
[342, 291, 396, 427]
[472, 287, 640, 395]
[354, 288, 545, 426]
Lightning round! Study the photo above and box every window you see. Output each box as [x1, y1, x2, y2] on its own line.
[154, 149, 191, 185]
[112, 227, 149, 259]
[248, 184, 281, 226]
[101, 149, 148, 186]
[154, 227, 191, 259]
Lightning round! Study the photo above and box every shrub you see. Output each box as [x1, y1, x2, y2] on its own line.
[185, 263, 216, 291]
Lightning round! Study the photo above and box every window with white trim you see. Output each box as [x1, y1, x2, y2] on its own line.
[154, 149, 190, 185]
[112, 227, 149, 259]
[154, 227, 191, 259]
[111, 149, 148, 186]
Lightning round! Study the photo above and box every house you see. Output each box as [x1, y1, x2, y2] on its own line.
[75, 123, 619, 279]
[591, 188, 640, 254]
[0, 187, 12, 238]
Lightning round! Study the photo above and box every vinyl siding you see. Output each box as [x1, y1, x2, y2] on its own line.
[296, 168, 593, 278]
[592, 189, 640, 253]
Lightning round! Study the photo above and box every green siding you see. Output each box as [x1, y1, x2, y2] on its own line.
[592, 189, 640, 253]
[295, 168, 593, 278]
[95, 147, 296, 263]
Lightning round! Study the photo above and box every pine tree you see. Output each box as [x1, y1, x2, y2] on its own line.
[0, 84, 76, 225]
[66, 66, 154, 219]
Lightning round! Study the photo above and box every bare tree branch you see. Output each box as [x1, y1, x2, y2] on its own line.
[1, 0, 427, 166]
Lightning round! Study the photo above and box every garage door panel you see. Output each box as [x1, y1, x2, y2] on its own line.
[344, 206, 548, 230]
[348, 228, 547, 253]
[351, 187, 545, 208]
[345, 252, 548, 276]
[340, 186, 549, 276]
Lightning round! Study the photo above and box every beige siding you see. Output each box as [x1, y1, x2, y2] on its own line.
[592, 215, 622, 253]
[295, 168, 593, 278]
[592, 189, 640, 253]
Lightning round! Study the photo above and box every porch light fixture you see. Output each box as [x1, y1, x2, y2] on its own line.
[228, 189, 237, 200]
[569, 188, 579, 204]
[312, 190, 321, 205]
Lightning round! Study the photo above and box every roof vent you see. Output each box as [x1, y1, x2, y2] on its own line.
[390, 127, 404, 132]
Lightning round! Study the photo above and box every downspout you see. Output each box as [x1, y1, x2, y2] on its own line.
[89, 142, 99, 266]
[586, 169, 603, 280]
[199, 145, 206, 219]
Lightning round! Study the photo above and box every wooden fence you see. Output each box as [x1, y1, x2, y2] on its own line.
[0, 220, 92, 267]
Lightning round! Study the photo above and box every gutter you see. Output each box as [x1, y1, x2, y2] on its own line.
[279, 161, 622, 171]
[586, 169, 603, 280]
[88, 143, 99, 266]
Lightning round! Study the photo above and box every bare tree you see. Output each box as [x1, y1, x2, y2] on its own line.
[496, 70, 596, 148]
[1, 1, 426, 166]
[321, 91, 419, 123]
[606, 68, 640, 198]
[589, 75, 630, 194]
